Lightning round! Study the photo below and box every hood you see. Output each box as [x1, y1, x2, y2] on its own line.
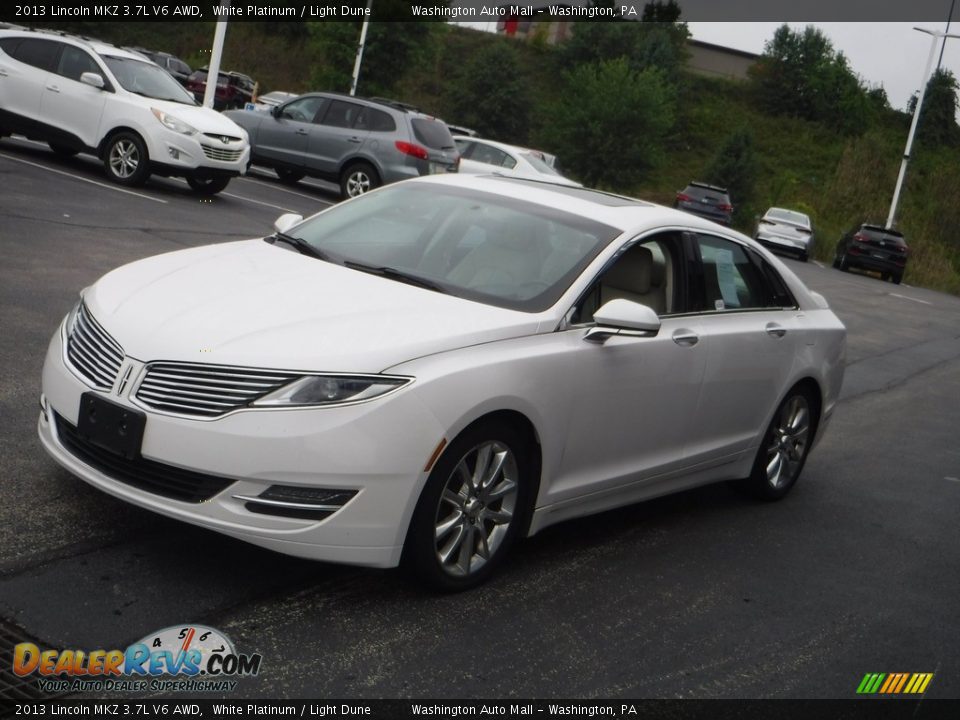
[152, 100, 248, 138]
[84, 240, 543, 373]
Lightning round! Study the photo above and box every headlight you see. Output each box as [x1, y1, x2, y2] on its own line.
[151, 108, 198, 135]
[253, 375, 411, 407]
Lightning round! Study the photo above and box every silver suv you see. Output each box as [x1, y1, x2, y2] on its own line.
[225, 94, 458, 199]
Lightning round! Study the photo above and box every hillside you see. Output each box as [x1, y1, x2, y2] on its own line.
[28, 20, 960, 294]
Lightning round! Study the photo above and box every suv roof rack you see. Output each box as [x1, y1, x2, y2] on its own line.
[366, 96, 421, 113]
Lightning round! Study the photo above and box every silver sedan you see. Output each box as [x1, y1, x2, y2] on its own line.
[755, 207, 815, 262]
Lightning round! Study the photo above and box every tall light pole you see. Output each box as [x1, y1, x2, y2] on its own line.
[349, 0, 374, 96]
[885, 27, 960, 229]
[203, 0, 231, 109]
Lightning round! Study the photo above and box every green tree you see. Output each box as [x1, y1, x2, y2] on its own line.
[750, 24, 874, 134]
[444, 43, 532, 142]
[913, 69, 960, 147]
[543, 58, 675, 188]
[703, 127, 757, 221]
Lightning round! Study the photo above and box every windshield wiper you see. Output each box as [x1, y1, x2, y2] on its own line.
[267, 233, 330, 261]
[343, 261, 447, 294]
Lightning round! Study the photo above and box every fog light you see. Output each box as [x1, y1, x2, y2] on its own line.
[167, 147, 180, 160]
[39, 394, 48, 421]
[232, 485, 358, 520]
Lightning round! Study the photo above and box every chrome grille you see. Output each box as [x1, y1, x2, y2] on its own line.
[201, 144, 244, 162]
[66, 303, 124, 390]
[135, 362, 300, 418]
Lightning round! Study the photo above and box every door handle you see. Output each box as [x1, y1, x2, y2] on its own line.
[46, 84, 60, 93]
[348, 136, 362, 144]
[0, 69, 8, 77]
[672, 330, 699, 347]
[295, 129, 309, 136]
[765, 322, 787, 338]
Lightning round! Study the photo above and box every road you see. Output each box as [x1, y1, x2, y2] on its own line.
[1, 137, 958, 700]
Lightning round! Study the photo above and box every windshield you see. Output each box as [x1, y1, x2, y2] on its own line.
[280, 183, 620, 312]
[102, 56, 197, 104]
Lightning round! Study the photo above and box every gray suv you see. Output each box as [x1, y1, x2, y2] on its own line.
[225, 94, 459, 199]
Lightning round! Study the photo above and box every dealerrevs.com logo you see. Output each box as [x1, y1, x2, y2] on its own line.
[13, 624, 261, 693]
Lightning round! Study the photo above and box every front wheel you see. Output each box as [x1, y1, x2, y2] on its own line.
[339, 162, 380, 199]
[735, 388, 817, 501]
[403, 421, 535, 591]
[186, 175, 231, 195]
[103, 132, 150, 187]
[838, 253, 850, 272]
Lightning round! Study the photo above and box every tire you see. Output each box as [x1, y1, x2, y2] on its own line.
[735, 387, 818, 501]
[881, 272, 890, 282]
[49, 142, 79, 156]
[103, 132, 150, 187]
[186, 175, 230, 195]
[799, 252, 808, 263]
[340, 162, 380, 199]
[831, 255, 840, 269]
[275, 168, 305, 185]
[838, 253, 850, 272]
[403, 420, 536, 591]
[892, 273, 903, 285]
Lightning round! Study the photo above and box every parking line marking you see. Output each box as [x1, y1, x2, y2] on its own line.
[889, 292, 932, 306]
[219, 191, 298, 213]
[236, 175, 335, 206]
[813, 261, 824, 268]
[0, 151, 167, 204]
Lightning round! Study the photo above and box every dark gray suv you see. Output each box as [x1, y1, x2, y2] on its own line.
[674, 182, 733, 226]
[226, 94, 459, 199]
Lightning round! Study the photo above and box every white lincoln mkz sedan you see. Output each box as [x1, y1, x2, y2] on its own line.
[39, 175, 846, 590]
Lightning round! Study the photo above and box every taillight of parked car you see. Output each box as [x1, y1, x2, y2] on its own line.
[676, 193, 692, 203]
[395, 141, 430, 160]
[719, 204, 733, 213]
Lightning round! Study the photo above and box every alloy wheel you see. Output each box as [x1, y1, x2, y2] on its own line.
[109, 139, 140, 179]
[346, 170, 372, 197]
[433, 441, 518, 578]
[765, 394, 810, 489]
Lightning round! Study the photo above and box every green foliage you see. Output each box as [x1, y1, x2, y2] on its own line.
[702, 127, 756, 222]
[561, 18, 689, 79]
[914, 69, 960, 147]
[750, 24, 875, 134]
[444, 43, 532, 143]
[543, 58, 675, 188]
[307, 22, 358, 93]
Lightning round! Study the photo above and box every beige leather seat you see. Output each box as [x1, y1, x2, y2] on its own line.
[598, 245, 665, 315]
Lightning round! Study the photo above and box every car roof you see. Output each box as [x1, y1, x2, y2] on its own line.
[0, 28, 144, 60]
[687, 181, 729, 194]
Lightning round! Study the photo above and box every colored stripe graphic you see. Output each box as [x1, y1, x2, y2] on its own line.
[857, 673, 933, 694]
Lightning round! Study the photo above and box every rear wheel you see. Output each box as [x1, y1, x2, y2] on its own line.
[892, 273, 903, 285]
[404, 420, 535, 591]
[838, 253, 850, 272]
[799, 251, 809, 263]
[735, 387, 817, 501]
[831, 255, 841, 269]
[49, 142, 79, 156]
[186, 175, 230, 195]
[340, 162, 380, 199]
[103, 131, 150, 187]
[275, 168, 305, 185]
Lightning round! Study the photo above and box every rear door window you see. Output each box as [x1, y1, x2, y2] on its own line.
[320, 99, 364, 129]
[10, 38, 61, 71]
[694, 234, 775, 312]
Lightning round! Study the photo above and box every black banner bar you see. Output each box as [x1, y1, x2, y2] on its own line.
[2, 0, 960, 23]
[2, 700, 960, 720]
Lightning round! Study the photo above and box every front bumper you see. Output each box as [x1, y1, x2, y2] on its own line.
[143, 126, 250, 177]
[38, 325, 445, 567]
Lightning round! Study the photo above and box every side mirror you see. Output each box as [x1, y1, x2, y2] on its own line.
[80, 72, 105, 90]
[585, 299, 661, 343]
[271, 104, 283, 119]
[273, 213, 303, 235]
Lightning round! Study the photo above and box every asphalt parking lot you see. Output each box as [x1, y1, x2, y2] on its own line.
[1, 136, 959, 700]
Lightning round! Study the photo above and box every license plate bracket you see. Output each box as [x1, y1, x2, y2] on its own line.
[76, 392, 146, 460]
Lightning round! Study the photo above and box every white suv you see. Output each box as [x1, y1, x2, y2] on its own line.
[0, 29, 249, 194]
